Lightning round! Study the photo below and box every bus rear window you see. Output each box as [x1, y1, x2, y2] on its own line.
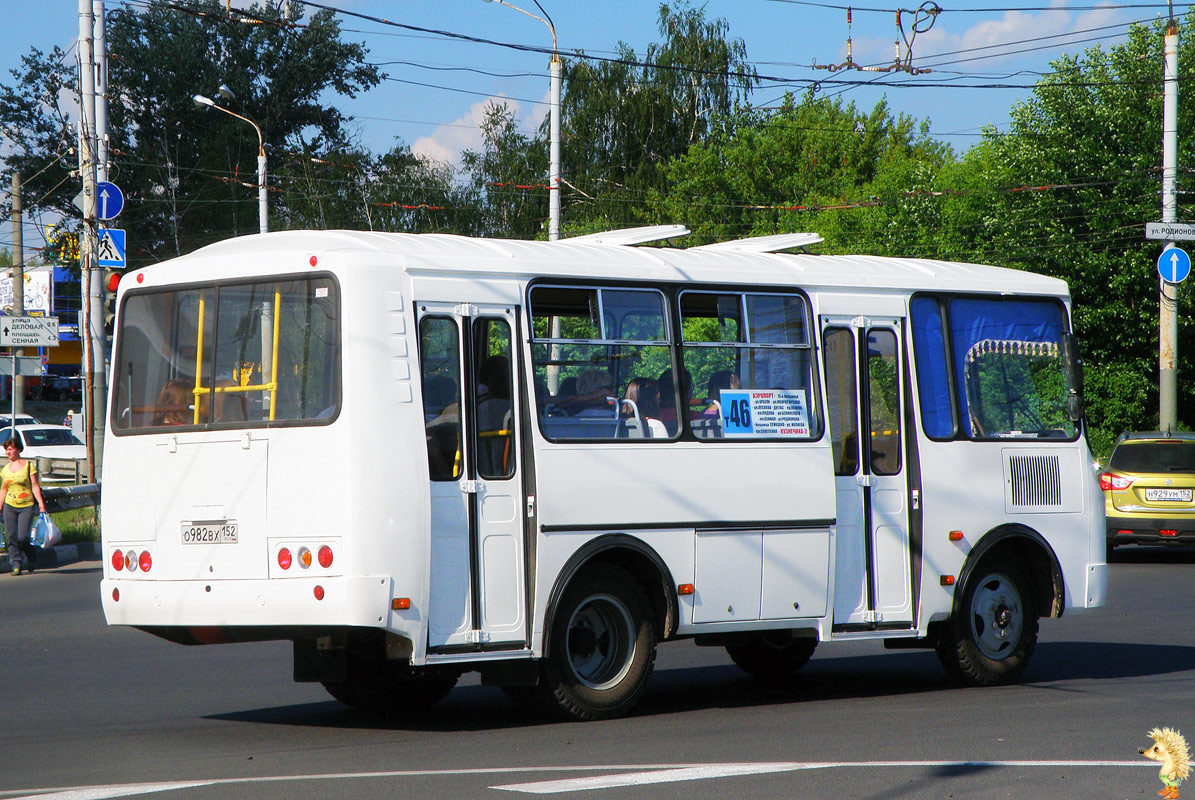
[110, 275, 340, 432]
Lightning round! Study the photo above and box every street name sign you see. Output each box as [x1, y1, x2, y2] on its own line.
[1146, 222, 1195, 241]
[1158, 246, 1193, 284]
[0, 316, 59, 347]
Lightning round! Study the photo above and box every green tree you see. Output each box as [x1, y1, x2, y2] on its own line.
[555, 1, 757, 233]
[956, 17, 1195, 446]
[651, 92, 950, 245]
[0, 1, 382, 266]
[461, 103, 549, 239]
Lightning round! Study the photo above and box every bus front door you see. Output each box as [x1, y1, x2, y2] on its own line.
[421, 303, 527, 651]
[823, 318, 914, 629]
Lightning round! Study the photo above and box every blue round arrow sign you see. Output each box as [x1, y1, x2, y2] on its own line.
[1158, 246, 1192, 284]
[96, 181, 124, 220]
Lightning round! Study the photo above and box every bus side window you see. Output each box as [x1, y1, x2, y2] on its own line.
[420, 316, 462, 481]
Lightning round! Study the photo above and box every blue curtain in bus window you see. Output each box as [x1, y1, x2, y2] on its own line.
[910, 296, 954, 439]
[948, 297, 1065, 437]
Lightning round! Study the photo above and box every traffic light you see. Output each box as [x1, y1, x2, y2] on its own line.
[103, 268, 121, 337]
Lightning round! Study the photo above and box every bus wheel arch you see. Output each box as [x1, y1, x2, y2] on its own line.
[539, 537, 673, 720]
[935, 525, 1061, 686]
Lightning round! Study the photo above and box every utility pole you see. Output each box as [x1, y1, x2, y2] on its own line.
[1160, 18, 1180, 433]
[10, 171, 23, 416]
[94, 1, 108, 184]
[78, 0, 105, 478]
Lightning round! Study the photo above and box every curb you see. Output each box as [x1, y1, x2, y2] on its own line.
[0, 541, 101, 572]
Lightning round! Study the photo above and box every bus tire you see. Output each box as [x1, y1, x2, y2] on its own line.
[322, 656, 459, 716]
[541, 564, 657, 721]
[726, 631, 818, 680]
[936, 558, 1038, 686]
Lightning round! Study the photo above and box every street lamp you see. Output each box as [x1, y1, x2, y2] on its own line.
[483, 0, 560, 242]
[193, 93, 268, 234]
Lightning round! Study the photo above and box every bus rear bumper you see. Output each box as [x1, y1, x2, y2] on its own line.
[100, 575, 395, 630]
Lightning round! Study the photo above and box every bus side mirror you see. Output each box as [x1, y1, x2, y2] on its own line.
[1062, 333, 1084, 422]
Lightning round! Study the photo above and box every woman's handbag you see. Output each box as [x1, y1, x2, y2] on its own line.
[30, 512, 60, 548]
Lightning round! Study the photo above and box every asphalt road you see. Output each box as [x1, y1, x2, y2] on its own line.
[3, 548, 1193, 800]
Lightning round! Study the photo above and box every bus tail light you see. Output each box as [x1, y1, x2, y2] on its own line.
[313, 585, 325, 601]
[298, 547, 312, 569]
[138, 550, 152, 573]
[125, 550, 138, 572]
[318, 545, 333, 568]
[277, 548, 293, 570]
[111, 550, 125, 572]
[392, 597, 410, 610]
[1098, 472, 1132, 492]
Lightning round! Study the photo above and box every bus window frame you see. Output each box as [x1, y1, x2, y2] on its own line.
[108, 271, 343, 436]
[677, 287, 823, 443]
[529, 281, 676, 444]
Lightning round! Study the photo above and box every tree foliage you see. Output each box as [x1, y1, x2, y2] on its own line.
[0, 0, 382, 266]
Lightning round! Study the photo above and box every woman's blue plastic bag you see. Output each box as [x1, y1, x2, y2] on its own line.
[30, 513, 60, 548]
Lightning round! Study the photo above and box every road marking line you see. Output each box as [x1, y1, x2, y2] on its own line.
[2, 760, 1154, 800]
[491, 760, 1152, 794]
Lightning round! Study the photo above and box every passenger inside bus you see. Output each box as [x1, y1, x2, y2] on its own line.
[152, 379, 193, 426]
[572, 369, 616, 417]
[622, 377, 666, 438]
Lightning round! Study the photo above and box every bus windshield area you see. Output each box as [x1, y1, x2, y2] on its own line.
[911, 295, 1078, 440]
[110, 275, 340, 432]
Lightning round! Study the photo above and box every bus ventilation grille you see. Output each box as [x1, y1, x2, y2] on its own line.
[1008, 454, 1062, 507]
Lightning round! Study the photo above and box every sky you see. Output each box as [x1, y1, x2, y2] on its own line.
[0, 0, 1178, 221]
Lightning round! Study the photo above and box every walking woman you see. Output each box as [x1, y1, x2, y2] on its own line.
[2, 437, 46, 575]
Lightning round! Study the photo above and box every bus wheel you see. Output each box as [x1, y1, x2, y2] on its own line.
[541, 565, 657, 721]
[936, 559, 1038, 686]
[726, 631, 818, 680]
[322, 657, 460, 716]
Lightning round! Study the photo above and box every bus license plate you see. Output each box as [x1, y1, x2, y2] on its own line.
[1146, 488, 1192, 502]
[181, 521, 239, 544]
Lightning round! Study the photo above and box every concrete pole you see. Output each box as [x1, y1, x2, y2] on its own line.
[78, 0, 105, 477]
[1160, 21, 1179, 433]
[11, 172, 23, 416]
[94, 1, 108, 184]
[548, 55, 561, 242]
[258, 150, 268, 234]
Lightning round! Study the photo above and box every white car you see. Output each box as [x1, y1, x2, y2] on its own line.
[5, 424, 87, 461]
[0, 414, 41, 430]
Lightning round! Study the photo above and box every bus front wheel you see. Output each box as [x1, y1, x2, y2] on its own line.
[936, 558, 1038, 686]
[726, 631, 818, 680]
[540, 565, 657, 721]
[322, 656, 459, 716]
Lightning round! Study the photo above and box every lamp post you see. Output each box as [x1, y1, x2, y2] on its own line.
[483, 0, 560, 242]
[193, 93, 268, 234]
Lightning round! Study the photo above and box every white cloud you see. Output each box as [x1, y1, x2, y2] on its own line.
[411, 89, 549, 167]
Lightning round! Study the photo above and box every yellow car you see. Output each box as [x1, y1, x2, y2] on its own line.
[1100, 431, 1195, 550]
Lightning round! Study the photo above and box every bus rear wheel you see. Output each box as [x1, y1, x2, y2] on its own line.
[936, 558, 1038, 686]
[540, 565, 657, 721]
[726, 630, 818, 680]
[322, 656, 460, 716]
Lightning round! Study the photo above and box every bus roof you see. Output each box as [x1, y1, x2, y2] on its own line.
[145, 229, 1070, 298]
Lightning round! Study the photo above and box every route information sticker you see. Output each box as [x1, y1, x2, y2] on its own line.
[720, 389, 810, 437]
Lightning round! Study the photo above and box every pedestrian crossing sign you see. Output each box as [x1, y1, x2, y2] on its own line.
[98, 227, 126, 268]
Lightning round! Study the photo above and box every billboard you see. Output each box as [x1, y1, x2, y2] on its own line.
[0, 270, 52, 316]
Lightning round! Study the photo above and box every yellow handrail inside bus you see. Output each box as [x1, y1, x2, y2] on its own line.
[190, 288, 281, 423]
[192, 295, 206, 425]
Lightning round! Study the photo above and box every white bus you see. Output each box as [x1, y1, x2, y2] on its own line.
[100, 227, 1106, 720]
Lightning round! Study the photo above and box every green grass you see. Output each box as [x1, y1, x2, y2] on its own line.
[52, 506, 100, 544]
